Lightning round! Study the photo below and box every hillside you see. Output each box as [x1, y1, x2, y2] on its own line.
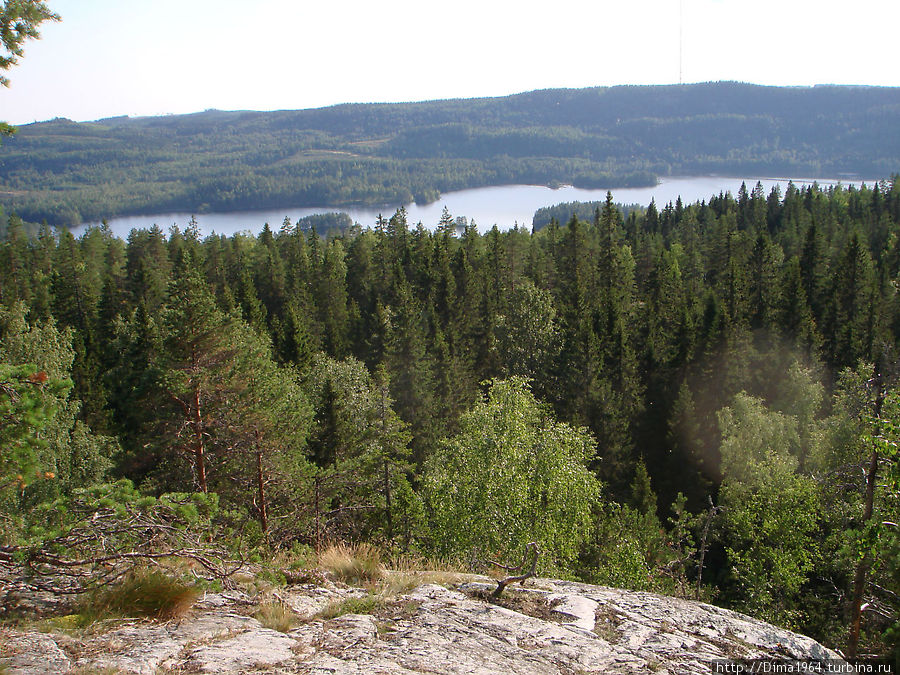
[1, 82, 898, 225]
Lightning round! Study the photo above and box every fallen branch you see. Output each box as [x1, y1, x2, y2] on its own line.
[492, 542, 539, 598]
[0, 482, 241, 594]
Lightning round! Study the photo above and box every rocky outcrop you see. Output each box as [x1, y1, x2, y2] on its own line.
[0, 576, 843, 674]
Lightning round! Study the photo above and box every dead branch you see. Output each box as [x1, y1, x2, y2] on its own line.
[0, 494, 241, 594]
[696, 495, 724, 600]
[492, 542, 539, 598]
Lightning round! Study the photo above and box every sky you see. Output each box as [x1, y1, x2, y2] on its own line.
[3, 0, 900, 124]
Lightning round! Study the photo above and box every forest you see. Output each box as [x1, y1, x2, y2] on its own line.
[1, 82, 899, 226]
[1, 178, 899, 663]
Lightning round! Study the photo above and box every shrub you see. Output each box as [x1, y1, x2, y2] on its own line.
[423, 378, 601, 574]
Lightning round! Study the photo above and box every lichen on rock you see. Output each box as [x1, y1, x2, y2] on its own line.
[0, 576, 844, 674]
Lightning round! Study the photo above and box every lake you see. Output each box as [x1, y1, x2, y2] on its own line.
[79, 175, 876, 238]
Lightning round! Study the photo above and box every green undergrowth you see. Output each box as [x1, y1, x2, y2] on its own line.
[316, 594, 382, 620]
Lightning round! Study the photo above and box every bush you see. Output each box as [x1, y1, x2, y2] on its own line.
[577, 502, 676, 594]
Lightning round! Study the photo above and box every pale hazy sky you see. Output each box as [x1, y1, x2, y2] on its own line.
[3, 0, 899, 124]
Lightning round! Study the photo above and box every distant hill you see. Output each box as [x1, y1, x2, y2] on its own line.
[1, 82, 898, 226]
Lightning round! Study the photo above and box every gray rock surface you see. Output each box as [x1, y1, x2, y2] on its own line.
[0, 576, 845, 674]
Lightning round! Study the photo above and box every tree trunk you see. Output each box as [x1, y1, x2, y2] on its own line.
[314, 475, 321, 552]
[255, 428, 268, 535]
[696, 496, 722, 600]
[383, 459, 393, 543]
[847, 375, 884, 659]
[192, 384, 208, 493]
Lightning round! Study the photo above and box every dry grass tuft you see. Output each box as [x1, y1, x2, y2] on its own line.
[254, 598, 297, 632]
[86, 568, 199, 622]
[386, 552, 468, 575]
[379, 552, 476, 595]
[378, 570, 470, 596]
[318, 543, 384, 586]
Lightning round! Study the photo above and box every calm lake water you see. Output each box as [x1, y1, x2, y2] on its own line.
[80, 176, 875, 238]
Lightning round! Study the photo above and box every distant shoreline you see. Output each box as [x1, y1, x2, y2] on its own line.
[68, 175, 888, 239]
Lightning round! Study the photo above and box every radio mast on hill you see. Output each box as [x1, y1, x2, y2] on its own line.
[679, 0, 684, 84]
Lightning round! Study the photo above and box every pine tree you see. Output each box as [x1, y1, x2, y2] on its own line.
[826, 232, 876, 369]
[156, 256, 237, 492]
[316, 238, 351, 358]
[384, 270, 437, 467]
[215, 321, 314, 536]
[747, 232, 783, 331]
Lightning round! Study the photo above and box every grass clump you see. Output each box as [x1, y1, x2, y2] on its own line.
[378, 551, 472, 595]
[83, 568, 199, 622]
[318, 543, 384, 586]
[316, 594, 381, 620]
[254, 598, 297, 632]
[379, 569, 469, 596]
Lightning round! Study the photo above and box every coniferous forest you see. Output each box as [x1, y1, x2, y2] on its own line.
[2, 180, 900, 662]
[2, 82, 899, 226]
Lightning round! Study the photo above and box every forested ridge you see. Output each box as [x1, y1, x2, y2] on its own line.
[1, 179, 900, 662]
[1, 82, 899, 226]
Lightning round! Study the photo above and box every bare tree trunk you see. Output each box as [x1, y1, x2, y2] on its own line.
[492, 542, 540, 598]
[383, 459, 393, 544]
[255, 428, 268, 535]
[192, 384, 208, 493]
[314, 476, 321, 552]
[848, 375, 884, 659]
[696, 496, 722, 600]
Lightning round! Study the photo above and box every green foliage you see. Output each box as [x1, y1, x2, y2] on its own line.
[305, 355, 412, 545]
[4, 480, 226, 591]
[533, 200, 642, 231]
[717, 393, 821, 627]
[0, 0, 59, 88]
[423, 378, 601, 573]
[492, 279, 560, 387]
[578, 502, 674, 593]
[0, 361, 66, 498]
[0, 303, 114, 504]
[4, 84, 899, 225]
[1, 173, 900, 659]
[844, 380, 900, 659]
